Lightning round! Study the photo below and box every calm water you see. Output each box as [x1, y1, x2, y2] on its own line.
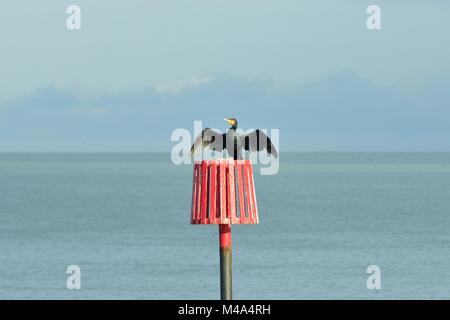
[0, 153, 449, 299]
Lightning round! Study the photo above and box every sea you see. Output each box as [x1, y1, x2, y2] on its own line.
[0, 153, 449, 299]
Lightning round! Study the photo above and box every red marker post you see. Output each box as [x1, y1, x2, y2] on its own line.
[191, 159, 259, 300]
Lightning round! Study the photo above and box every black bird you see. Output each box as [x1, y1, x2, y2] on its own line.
[190, 118, 278, 160]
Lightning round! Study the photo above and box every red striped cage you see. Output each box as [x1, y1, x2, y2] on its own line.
[191, 159, 259, 224]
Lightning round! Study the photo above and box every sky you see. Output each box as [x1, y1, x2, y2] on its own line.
[0, 1, 449, 152]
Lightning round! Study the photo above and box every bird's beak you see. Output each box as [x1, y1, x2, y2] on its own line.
[224, 118, 232, 125]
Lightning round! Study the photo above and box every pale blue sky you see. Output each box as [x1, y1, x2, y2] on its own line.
[0, 1, 449, 151]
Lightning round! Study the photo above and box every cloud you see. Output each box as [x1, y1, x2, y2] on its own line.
[155, 76, 213, 95]
[0, 72, 449, 152]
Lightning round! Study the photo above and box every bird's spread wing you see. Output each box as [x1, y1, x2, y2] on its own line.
[190, 128, 225, 155]
[243, 129, 278, 158]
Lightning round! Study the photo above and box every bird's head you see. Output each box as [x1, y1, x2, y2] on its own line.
[224, 118, 238, 128]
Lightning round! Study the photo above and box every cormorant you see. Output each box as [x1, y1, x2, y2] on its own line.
[190, 118, 278, 160]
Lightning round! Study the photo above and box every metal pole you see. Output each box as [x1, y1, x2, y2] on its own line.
[219, 224, 232, 300]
